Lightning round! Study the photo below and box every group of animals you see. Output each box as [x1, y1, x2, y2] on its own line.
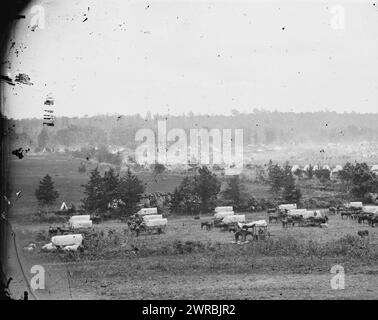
[201, 219, 269, 242]
[267, 208, 328, 228]
[335, 206, 378, 227]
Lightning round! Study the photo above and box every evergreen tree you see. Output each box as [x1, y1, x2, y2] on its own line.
[194, 166, 221, 213]
[282, 172, 302, 203]
[100, 167, 119, 210]
[306, 164, 314, 179]
[35, 174, 59, 209]
[268, 162, 285, 195]
[81, 167, 103, 212]
[180, 176, 201, 215]
[170, 187, 183, 212]
[222, 176, 242, 208]
[350, 162, 378, 198]
[116, 168, 145, 215]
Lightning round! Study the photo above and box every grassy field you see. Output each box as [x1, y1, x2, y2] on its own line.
[8, 154, 344, 221]
[6, 213, 378, 300]
[5, 154, 378, 300]
[7, 154, 184, 220]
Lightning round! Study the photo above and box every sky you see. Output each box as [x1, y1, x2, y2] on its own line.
[2, 0, 378, 119]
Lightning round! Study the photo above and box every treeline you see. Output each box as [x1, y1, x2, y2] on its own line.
[4, 111, 378, 151]
[33, 161, 378, 221]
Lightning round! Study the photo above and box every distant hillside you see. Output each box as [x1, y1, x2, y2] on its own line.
[3, 111, 378, 151]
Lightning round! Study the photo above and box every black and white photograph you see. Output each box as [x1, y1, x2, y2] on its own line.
[1, 0, 378, 304]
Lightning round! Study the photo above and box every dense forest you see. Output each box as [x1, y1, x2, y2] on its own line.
[4, 111, 378, 152]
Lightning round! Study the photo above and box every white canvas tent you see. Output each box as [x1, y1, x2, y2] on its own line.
[291, 165, 300, 173]
[242, 219, 268, 228]
[302, 210, 323, 219]
[287, 209, 307, 217]
[69, 215, 92, 229]
[137, 208, 158, 216]
[278, 204, 297, 211]
[215, 206, 233, 213]
[348, 202, 363, 208]
[60, 202, 68, 211]
[214, 211, 234, 219]
[362, 206, 378, 214]
[371, 165, 378, 173]
[144, 218, 167, 227]
[222, 214, 245, 224]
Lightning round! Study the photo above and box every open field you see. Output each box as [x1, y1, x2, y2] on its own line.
[8, 155, 184, 220]
[5, 214, 378, 300]
[8, 154, 346, 221]
[4, 154, 378, 300]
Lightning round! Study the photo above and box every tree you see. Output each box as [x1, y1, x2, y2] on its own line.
[178, 176, 201, 215]
[194, 166, 221, 213]
[81, 167, 103, 212]
[100, 167, 120, 210]
[116, 168, 145, 216]
[349, 163, 378, 199]
[315, 168, 331, 182]
[306, 164, 314, 179]
[151, 162, 166, 182]
[268, 162, 285, 195]
[339, 162, 355, 192]
[222, 176, 241, 207]
[293, 168, 304, 179]
[282, 172, 302, 203]
[35, 174, 59, 211]
[170, 187, 183, 213]
[221, 175, 251, 209]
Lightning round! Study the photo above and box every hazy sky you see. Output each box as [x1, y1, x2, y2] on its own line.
[2, 0, 378, 119]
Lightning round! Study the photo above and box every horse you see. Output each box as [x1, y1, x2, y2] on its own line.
[282, 217, 293, 228]
[368, 216, 378, 227]
[358, 214, 371, 224]
[268, 215, 279, 224]
[201, 221, 213, 231]
[357, 230, 369, 238]
[340, 211, 351, 220]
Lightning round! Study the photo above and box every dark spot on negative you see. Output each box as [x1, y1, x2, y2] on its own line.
[12, 148, 30, 159]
